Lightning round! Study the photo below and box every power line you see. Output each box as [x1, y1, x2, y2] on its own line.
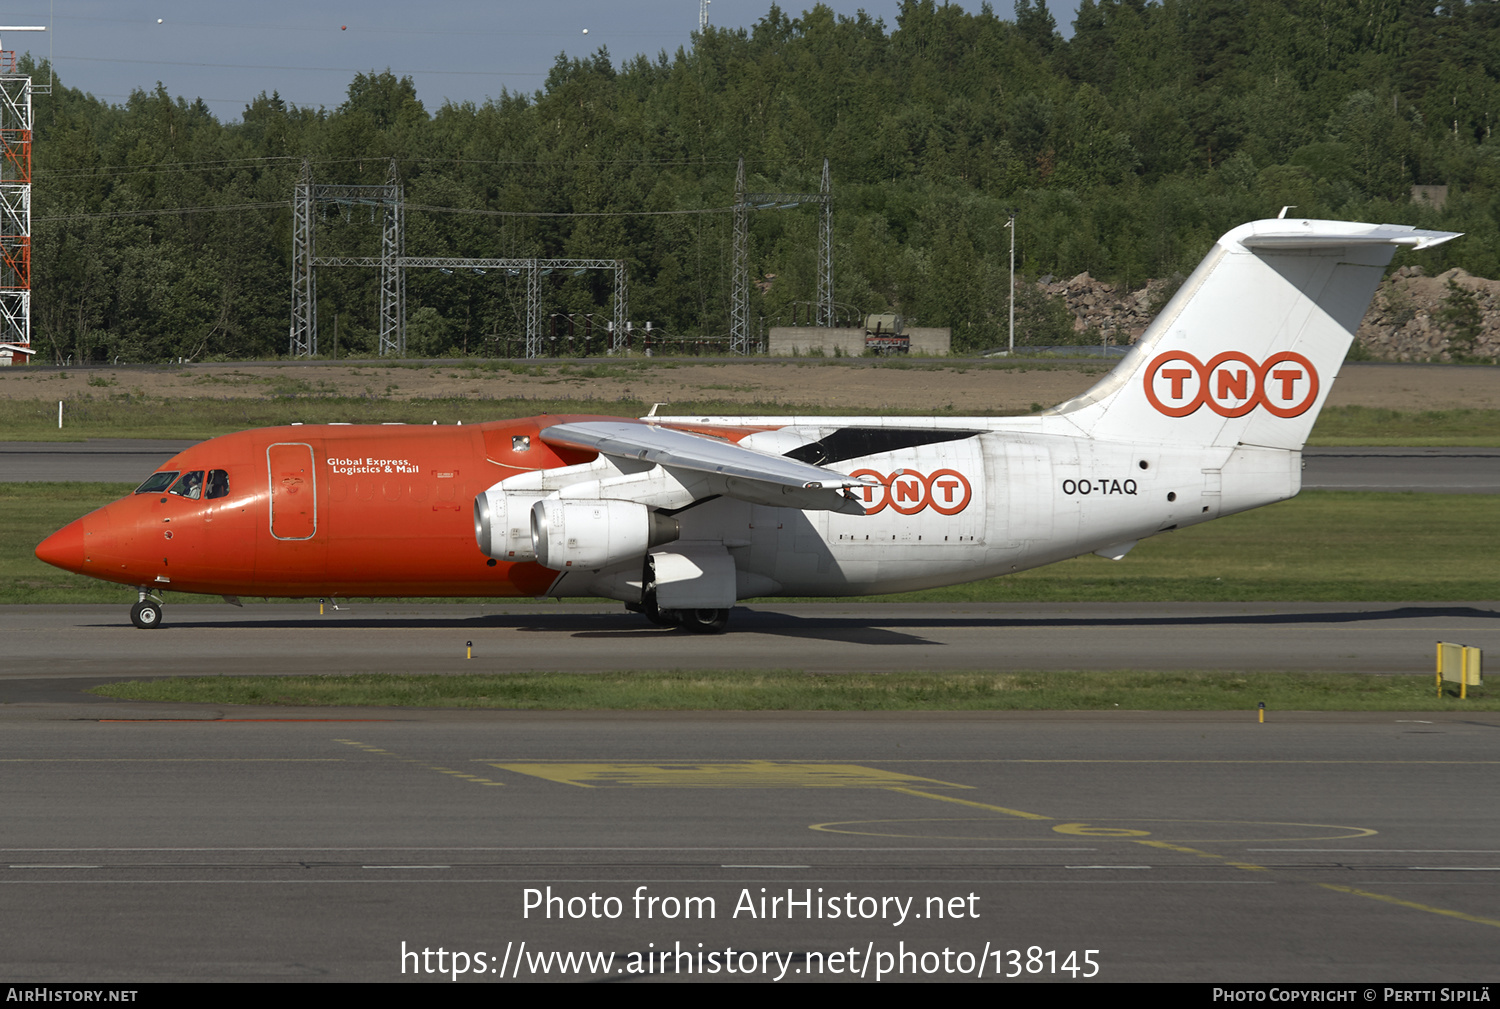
[48, 14, 673, 40]
[40, 155, 301, 179]
[407, 202, 732, 218]
[35, 200, 733, 223]
[61, 55, 548, 78]
[35, 202, 289, 222]
[37, 153, 755, 181]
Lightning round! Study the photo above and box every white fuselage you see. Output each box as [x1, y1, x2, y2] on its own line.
[530, 416, 1301, 601]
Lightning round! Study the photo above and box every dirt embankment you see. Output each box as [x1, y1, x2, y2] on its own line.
[1045, 267, 1500, 363]
[0, 359, 1496, 414]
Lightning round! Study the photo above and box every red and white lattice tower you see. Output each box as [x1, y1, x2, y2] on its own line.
[0, 28, 44, 364]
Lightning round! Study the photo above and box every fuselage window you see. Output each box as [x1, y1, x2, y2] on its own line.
[135, 471, 179, 495]
[206, 469, 230, 500]
[168, 470, 205, 500]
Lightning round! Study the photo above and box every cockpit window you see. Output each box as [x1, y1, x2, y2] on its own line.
[135, 471, 179, 494]
[206, 469, 230, 500]
[168, 471, 205, 500]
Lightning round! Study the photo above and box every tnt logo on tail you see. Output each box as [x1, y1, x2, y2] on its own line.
[1144, 351, 1319, 418]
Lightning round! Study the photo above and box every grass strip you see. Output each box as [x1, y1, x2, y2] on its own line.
[88, 670, 1493, 711]
[1308, 405, 1500, 446]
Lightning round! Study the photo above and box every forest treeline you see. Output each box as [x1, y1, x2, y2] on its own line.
[25, 0, 1500, 362]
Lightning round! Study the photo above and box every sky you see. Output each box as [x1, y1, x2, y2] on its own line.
[0, 1, 1081, 120]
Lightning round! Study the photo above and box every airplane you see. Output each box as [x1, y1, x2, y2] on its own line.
[35, 217, 1457, 632]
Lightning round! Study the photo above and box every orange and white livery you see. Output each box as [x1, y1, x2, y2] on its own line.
[36, 218, 1458, 632]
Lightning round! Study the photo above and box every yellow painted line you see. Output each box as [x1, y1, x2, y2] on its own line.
[1135, 839, 1269, 871]
[322, 744, 1500, 937]
[885, 787, 1052, 820]
[1053, 822, 1151, 837]
[807, 817, 1052, 839]
[491, 762, 971, 790]
[468, 758, 1500, 766]
[333, 739, 504, 787]
[877, 760, 1500, 766]
[1318, 884, 1500, 928]
[981, 760, 1500, 765]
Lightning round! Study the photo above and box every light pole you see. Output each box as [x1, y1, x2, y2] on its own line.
[1005, 211, 1016, 355]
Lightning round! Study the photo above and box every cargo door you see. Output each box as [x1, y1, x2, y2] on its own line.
[268, 443, 318, 540]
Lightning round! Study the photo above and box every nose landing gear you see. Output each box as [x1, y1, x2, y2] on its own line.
[131, 590, 164, 629]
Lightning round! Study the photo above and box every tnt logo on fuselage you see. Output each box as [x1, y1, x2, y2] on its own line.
[1143, 350, 1320, 418]
[847, 468, 972, 515]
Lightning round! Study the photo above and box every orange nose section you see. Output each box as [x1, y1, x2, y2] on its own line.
[35, 517, 87, 574]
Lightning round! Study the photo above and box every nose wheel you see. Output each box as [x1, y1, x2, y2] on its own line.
[130, 593, 164, 629]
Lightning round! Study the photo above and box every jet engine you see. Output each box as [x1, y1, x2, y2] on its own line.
[530, 499, 679, 571]
[473, 490, 544, 562]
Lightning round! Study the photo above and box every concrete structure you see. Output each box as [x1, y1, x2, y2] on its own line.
[1411, 184, 1449, 209]
[905, 326, 951, 354]
[768, 326, 950, 356]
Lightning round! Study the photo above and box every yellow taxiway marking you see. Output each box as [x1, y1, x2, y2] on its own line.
[330, 750, 1500, 933]
[1132, 846, 1500, 928]
[878, 760, 1500, 765]
[1134, 839, 1269, 872]
[332, 738, 506, 788]
[491, 761, 971, 790]
[807, 817, 1376, 843]
[884, 787, 1051, 820]
[1317, 885, 1500, 929]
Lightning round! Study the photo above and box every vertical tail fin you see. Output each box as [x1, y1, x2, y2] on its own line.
[1050, 219, 1459, 450]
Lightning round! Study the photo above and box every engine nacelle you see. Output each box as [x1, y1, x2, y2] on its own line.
[530, 499, 679, 571]
[473, 490, 543, 562]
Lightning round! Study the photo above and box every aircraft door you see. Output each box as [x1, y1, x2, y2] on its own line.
[268, 443, 318, 540]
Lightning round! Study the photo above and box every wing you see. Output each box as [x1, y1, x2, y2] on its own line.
[539, 420, 875, 513]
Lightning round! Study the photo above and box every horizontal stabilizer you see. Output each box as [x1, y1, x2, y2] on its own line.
[1237, 222, 1458, 253]
[1049, 218, 1461, 451]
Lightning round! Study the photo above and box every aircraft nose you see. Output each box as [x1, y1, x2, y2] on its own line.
[35, 517, 87, 574]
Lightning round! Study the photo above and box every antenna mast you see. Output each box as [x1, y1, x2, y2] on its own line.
[0, 26, 44, 366]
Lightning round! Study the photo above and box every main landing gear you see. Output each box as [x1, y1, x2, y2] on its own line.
[678, 608, 730, 633]
[630, 590, 731, 634]
[626, 556, 732, 633]
[131, 590, 164, 629]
